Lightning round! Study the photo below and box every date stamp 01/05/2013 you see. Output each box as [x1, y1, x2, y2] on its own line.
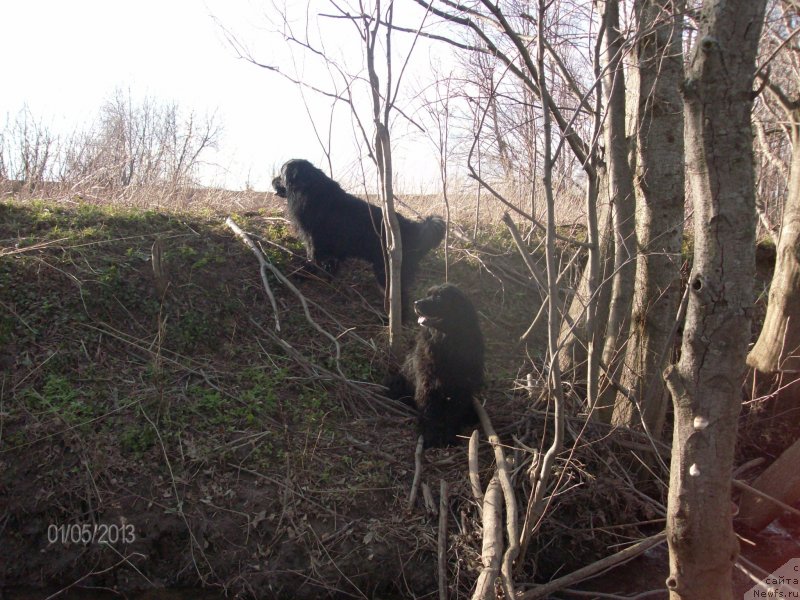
[47, 521, 136, 546]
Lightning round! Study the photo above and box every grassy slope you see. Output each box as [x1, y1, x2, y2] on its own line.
[0, 198, 659, 598]
[0, 200, 413, 594]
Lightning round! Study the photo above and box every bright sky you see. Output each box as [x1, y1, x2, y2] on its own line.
[0, 0, 444, 191]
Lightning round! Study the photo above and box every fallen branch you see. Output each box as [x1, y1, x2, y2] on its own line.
[473, 397, 518, 598]
[472, 474, 503, 600]
[518, 532, 667, 600]
[423, 482, 437, 514]
[469, 429, 484, 510]
[225, 216, 280, 331]
[226, 216, 343, 374]
[250, 320, 404, 416]
[438, 479, 449, 600]
[407, 435, 425, 510]
[501, 212, 547, 295]
[517, 448, 540, 568]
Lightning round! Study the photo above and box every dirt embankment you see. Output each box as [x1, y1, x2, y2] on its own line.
[3, 198, 792, 599]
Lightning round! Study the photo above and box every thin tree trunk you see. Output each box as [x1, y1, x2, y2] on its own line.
[584, 20, 609, 415]
[664, 2, 766, 598]
[557, 181, 613, 377]
[376, 123, 403, 352]
[366, 1, 403, 353]
[613, 0, 685, 438]
[556, 10, 606, 384]
[584, 165, 603, 413]
[562, 0, 633, 421]
[519, 0, 566, 562]
[595, 0, 637, 422]
[747, 115, 800, 376]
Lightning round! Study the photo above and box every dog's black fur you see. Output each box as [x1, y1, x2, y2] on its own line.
[272, 159, 445, 316]
[387, 283, 485, 448]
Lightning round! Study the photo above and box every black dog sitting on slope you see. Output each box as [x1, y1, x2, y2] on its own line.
[272, 159, 445, 317]
[386, 283, 485, 448]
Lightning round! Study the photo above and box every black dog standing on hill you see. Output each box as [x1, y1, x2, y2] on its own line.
[271, 159, 446, 317]
[387, 283, 485, 448]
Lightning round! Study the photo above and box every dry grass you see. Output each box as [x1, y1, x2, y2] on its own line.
[1, 175, 589, 228]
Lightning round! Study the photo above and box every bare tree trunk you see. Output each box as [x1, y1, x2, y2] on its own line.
[663, 2, 766, 598]
[557, 179, 613, 380]
[613, 0, 685, 438]
[366, 1, 403, 353]
[747, 114, 800, 377]
[583, 24, 609, 415]
[583, 164, 604, 414]
[376, 123, 403, 352]
[557, 21, 613, 387]
[747, 3, 800, 392]
[595, 0, 637, 422]
[519, 0, 566, 562]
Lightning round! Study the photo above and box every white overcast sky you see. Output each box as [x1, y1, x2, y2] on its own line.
[0, 0, 447, 191]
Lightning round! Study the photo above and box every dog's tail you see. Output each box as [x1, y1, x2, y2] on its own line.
[411, 216, 446, 254]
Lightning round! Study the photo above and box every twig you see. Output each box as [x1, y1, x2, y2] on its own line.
[438, 479, 449, 600]
[520, 299, 548, 342]
[252, 323, 403, 415]
[347, 434, 405, 464]
[517, 448, 541, 568]
[732, 457, 765, 478]
[225, 216, 281, 331]
[518, 1, 567, 581]
[733, 479, 800, 518]
[735, 555, 771, 590]
[469, 429, 484, 509]
[43, 553, 149, 600]
[407, 435, 425, 510]
[473, 397, 518, 599]
[471, 474, 503, 600]
[226, 216, 344, 375]
[422, 482, 437, 514]
[138, 400, 215, 582]
[501, 211, 547, 295]
[517, 532, 667, 599]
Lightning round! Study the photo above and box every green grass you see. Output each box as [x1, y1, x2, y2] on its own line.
[0, 198, 381, 477]
[1, 194, 532, 472]
[119, 422, 157, 455]
[21, 373, 98, 425]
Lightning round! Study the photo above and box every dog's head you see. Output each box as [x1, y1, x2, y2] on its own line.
[414, 283, 478, 334]
[272, 159, 322, 198]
